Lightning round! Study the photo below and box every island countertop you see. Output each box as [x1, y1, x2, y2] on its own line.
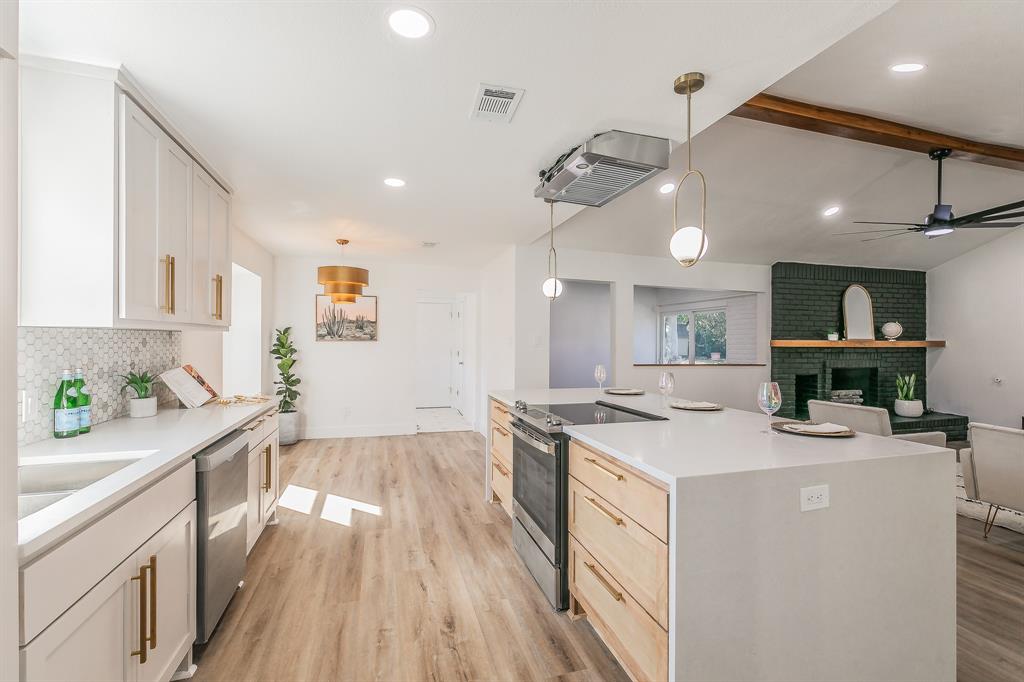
[18, 401, 275, 563]
[488, 388, 950, 484]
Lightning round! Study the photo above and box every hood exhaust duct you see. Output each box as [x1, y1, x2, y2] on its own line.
[534, 130, 670, 207]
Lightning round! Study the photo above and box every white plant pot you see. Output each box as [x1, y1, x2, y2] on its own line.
[827, 333, 839, 341]
[129, 396, 158, 418]
[279, 411, 299, 445]
[894, 399, 923, 418]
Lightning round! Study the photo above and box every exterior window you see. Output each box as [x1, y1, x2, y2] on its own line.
[658, 308, 726, 364]
[693, 309, 726, 364]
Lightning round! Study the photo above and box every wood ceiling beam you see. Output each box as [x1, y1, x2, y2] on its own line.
[730, 93, 1024, 172]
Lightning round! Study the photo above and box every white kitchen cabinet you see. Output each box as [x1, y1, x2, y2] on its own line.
[261, 429, 280, 519]
[191, 165, 231, 327]
[246, 428, 280, 554]
[21, 502, 196, 682]
[20, 57, 230, 330]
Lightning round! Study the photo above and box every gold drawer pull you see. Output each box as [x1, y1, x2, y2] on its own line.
[584, 457, 624, 481]
[584, 561, 622, 602]
[130, 561, 151, 663]
[584, 496, 624, 526]
[494, 425, 510, 438]
[148, 555, 157, 650]
[495, 404, 510, 415]
[494, 460, 510, 478]
[245, 418, 265, 431]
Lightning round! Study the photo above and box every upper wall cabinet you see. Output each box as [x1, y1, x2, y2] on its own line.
[20, 57, 233, 330]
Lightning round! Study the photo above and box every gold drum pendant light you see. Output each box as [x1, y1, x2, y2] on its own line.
[669, 72, 709, 267]
[318, 239, 369, 304]
[542, 200, 563, 301]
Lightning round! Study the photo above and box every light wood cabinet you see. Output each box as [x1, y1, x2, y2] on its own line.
[247, 428, 280, 554]
[490, 456, 513, 517]
[19, 57, 232, 330]
[490, 420, 513, 465]
[488, 399, 514, 517]
[21, 503, 196, 682]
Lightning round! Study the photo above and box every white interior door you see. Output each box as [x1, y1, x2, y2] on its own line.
[415, 302, 454, 408]
[452, 300, 466, 416]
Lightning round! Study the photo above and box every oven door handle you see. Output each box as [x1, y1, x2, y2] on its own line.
[511, 422, 556, 455]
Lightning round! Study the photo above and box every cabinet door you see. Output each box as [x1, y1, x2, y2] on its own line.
[135, 502, 196, 682]
[260, 430, 280, 519]
[246, 446, 264, 555]
[159, 137, 192, 323]
[21, 553, 135, 682]
[190, 165, 213, 325]
[209, 183, 231, 327]
[119, 95, 163, 322]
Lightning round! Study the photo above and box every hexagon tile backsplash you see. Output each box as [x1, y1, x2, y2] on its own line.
[17, 327, 182, 446]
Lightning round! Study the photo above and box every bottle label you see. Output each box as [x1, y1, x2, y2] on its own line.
[79, 405, 92, 428]
[55, 408, 78, 433]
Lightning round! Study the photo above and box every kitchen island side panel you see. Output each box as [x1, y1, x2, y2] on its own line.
[673, 451, 956, 682]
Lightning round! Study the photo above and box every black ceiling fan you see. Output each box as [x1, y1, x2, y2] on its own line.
[835, 148, 1024, 242]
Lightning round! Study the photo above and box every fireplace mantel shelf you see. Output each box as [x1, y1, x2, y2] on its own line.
[771, 339, 946, 348]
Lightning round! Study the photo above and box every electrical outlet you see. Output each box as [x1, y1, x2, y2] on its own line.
[800, 484, 830, 512]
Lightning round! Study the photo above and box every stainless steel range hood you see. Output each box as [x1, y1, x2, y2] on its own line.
[534, 130, 670, 207]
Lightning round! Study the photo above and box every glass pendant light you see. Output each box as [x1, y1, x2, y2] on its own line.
[318, 239, 368, 304]
[542, 200, 563, 301]
[668, 72, 709, 267]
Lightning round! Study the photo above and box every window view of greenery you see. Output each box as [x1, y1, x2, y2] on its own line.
[694, 309, 726, 363]
[660, 309, 725, 364]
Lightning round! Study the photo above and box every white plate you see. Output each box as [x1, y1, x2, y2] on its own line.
[669, 400, 722, 411]
[603, 388, 644, 395]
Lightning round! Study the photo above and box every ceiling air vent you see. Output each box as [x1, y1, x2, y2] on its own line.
[471, 83, 524, 123]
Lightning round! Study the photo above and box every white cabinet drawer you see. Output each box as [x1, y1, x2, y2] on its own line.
[20, 461, 195, 645]
[242, 409, 277, 450]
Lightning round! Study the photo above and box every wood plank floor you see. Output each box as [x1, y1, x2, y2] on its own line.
[193, 432, 629, 682]
[194, 433, 1024, 682]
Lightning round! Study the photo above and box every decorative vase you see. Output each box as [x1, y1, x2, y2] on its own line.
[881, 321, 904, 341]
[129, 396, 158, 418]
[827, 332, 839, 341]
[279, 411, 299, 445]
[894, 399, 923, 418]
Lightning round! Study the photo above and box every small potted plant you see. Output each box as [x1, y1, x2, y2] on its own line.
[272, 326, 301, 445]
[894, 373, 923, 417]
[121, 371, 159, 418]
[825, 327, 840, 342]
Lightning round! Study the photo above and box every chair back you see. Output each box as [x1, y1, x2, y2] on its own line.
[806, 400, 893, 436]
[969, 422, 1024, 511]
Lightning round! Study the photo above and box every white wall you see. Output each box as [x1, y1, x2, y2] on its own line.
[477, 246, 516, 433]
[274, 255, 479, 439]
[223, 263, 262, 395]
[633, 285, 659, 364]
[180, 226, 276, 395]
[515, 246, 772, 411]
[927, 228, 1024, 428]
[549, 280, 612, 388]
[1, 3, 18, 676]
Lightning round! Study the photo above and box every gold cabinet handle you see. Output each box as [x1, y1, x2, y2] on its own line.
[170, 255, 176, 314]
[131, 562, 151, 663]
[212, 274, 224, 320]
[494, 404, 509, 415]
[584, 561, 622, 602]
[584, 457, 624, 481]
[148, 555, 157, 651]
[493, 460, 510, 478]
[160, 255, 172, 313]
[584, 495, 624, 526]
[494, 424, 509, 438]
[262, 444, 272, 492]
[245, 418, 265, 431]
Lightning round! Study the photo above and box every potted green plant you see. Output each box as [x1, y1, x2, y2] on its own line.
[894, 373, 923, 417]
[825, 327, 840, 342]
[121, 371, 159, 418]
[271, 326, 301, 445]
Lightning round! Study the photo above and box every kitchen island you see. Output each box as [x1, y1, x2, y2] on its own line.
[488, 388, 955, 682]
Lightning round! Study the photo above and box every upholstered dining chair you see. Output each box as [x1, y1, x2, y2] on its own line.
[959, 422, 1024, 538]
[806, 400, 947, 447]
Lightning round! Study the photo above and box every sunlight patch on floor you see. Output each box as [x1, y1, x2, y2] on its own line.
[320, 494, 383, 526]
[277, 484, 318, 515]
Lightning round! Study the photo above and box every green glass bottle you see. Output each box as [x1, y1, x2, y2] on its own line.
[73, 368, 92, 434]
[53, 369, 79, 439]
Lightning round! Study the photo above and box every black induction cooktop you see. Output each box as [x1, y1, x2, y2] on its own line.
[536, 401, 667, 426]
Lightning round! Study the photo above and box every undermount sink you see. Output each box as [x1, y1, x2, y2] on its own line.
[17, 457, 144, 519]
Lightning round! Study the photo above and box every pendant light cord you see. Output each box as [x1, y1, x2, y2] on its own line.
[548, 200, 558, 284]
[686, 91, 692, 172]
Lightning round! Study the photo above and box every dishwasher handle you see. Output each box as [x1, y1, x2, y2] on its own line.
[194, 430, 251, 471]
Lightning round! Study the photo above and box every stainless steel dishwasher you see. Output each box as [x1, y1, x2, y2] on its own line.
[195, 430, 250, 644]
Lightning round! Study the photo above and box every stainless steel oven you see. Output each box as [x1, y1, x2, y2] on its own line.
[511, 419, 568, 610]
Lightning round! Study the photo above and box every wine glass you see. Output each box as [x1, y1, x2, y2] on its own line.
[757, 382, 783, 434]
[594, 364, 607, 391]
[658, 371, 675, 406]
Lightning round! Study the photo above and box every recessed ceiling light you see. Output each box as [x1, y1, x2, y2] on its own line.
[383, 177, 406, 187]
[823, 205, 841, 217]
[388, 7, 434, 39]
[659, 182, 675, 194]
[890, 63, 925, 73]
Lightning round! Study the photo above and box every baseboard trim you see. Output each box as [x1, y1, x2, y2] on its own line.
[302, 422, 417, 439]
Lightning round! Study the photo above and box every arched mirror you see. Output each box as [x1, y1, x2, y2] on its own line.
[843, 284, 875, 340]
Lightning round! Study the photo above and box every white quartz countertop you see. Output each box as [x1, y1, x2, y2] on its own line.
[489, 388, 949, 484]
[18, 401, 275, 563]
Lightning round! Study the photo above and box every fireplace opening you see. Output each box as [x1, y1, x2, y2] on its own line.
[830, 367, 879, 408]
[794, 374, 819, 420]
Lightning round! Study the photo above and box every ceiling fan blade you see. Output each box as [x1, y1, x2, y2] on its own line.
[861, 232, 917, 243]
[955, 222, 1022, 229]
[834, 228, 913, 236]
[853, 221, 928, 227]
[951, 198, 1024, 225]
[961, 210, 1024, 223]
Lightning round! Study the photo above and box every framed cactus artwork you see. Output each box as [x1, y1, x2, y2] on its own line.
[315, 295, 378, 341]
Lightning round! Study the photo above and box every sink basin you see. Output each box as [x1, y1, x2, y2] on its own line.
[18, 491, 74, 520]
[19, 458, 141, 495]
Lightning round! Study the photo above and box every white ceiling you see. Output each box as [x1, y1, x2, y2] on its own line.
[19, 0, 893, 264]
[554, 0, 1024, 270]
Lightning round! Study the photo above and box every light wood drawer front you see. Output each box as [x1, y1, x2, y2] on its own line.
[491, 458, 513, 517]
[489, 399, 514, 429]
[569, 441, 668, 542]
[491, 420, 513, 467]
[570, 538, 668, 682]
[569, 476, 668, 629]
